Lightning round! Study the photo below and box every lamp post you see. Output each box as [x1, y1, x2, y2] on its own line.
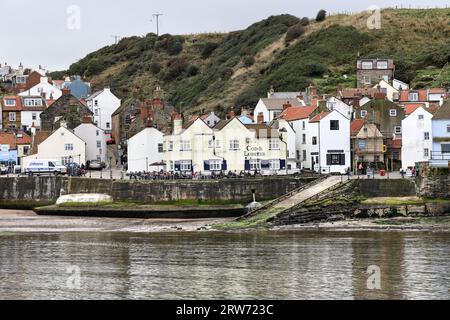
[110, 156, 113, 179]
[279, 132, 288, 175]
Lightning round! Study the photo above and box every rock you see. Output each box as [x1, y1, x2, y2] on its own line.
[56, 193, 113, 205]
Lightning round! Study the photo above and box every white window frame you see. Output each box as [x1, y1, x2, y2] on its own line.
[250, 159, 261, 171]
[168, 141, 174, 151]
[269, 159, 280, 170]
[8, 112, 16, 122]
[389, 109, 397, 117]
[180, 140, 191, 151]
[32, 113, 37, 121]
[4, 99, 16, 106]
[229, 139, 240, 151]
[96, 141, 102, 148]
[361, 110, 367, 118]
[65, 143, 74, 151]
[363, 75, 371, 84]
[209, 160, 222, 171]
[269, 139, 280, 150]
[424, 148, 429, 157]
[180, 160, 191, 171]
[409, 93, 419, 102]
[394, 126, 402, 135]
[424, 132, 430, 141]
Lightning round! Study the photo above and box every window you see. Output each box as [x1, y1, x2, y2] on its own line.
[447, 125, 450, 133]
[418, 114, 424, 120]
[65, 144, 74, 151]
[62, 157, 71, 165]
[96, 130, 99, 136]
[168, 141, 174, 151]
[215, 140, 221, 149]
[358, 140, 366, 149]
[424, 148, 429, 157]
[327, 154, 345, 165]
[377, 60, 388, 69]
[106, 122, 110, 129]
[208, 140, 213, 148]
[361, 61, 373, 69]
[374, 155, 381, 162]
[363, 75, 371, 84]
[169, 161, 174, 171]
[158, 143, 163, 153]
[16, 76, 27, 84]
[330, 120, 339, 131]
[96, 141, 101, 148]
[32, 113, 37, 121]
[94, 109, 99, 116]
[8, 112, 16, 122]
[424, 132, 430, 141]
[394, 126, 402, 135]
[302, 134, 306, 144]
[250, 159, 261, 171]
[312, 137, 317, 145]
[302, 121, 306, 130]
[302, 150, 307, 161]
[269, 139, 280, 150]
[209, 160, 222, 171]
[442, 144, 450, 154]
[180, 140, 191, 151]
[409, 93, 419, 101]
[361, 110, 367, 118]
[273, 111, 281, 119]
[180, 160, 192, 171]
[24, 99, 42, 107]
[94, 100, 98, 106]
[229, 139, 240, 150]
[4, 99, 16, 106]
[389, 109, 397, 117]
[363, 127, 368, 133]
[269, 160, 280, 170]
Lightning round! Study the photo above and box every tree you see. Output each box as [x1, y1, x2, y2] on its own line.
[300, 17, 310, 26]
[316, 10, 327, 22]
[243, 55, 256, 68]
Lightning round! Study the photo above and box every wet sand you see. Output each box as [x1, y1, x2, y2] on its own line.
[0, 209, 230, 233]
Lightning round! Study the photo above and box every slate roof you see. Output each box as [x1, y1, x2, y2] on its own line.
[433, 100, 450, 120]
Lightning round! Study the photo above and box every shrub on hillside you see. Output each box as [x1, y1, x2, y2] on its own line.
[300, 17, 310, 26]
[186, 65, 199, 77]
[285, 24, 306, 43]
[316, 10, 327, 22]
[243, 55, 256, 68]
[163, 58, 188, 80]
[149, 62, 161, 74]
[201, 42, 218, 59]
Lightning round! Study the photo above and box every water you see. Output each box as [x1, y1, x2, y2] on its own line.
[1, 229, 450, 300]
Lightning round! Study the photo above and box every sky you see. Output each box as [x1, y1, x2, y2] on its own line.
[0, 0, 448, 71]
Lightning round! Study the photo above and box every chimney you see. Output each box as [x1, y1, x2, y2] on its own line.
[140, 105, 149, 120]
[282, 101, 292, 111]
[227, 111, 236, 119]
[267, 85, 275, 98]
[257, 112, 264, 124]
[60, 120, 68, 128]
[309, 84, 318, 98]
[353, 98, 360, 109]
[62, 87, 71, 96]
[173, 115, 183, 135]
[82, 116, 93, 124]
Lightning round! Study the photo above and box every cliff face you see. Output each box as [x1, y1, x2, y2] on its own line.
[55, 8, 450, 116]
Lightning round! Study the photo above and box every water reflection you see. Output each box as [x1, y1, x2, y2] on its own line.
[0, 231, 449, 300]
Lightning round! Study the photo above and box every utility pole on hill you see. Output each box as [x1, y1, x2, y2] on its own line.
[111, 35, 121, 44]
[152, 14, 163, 36]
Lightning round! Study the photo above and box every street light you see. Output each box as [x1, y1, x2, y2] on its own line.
[279, 131, 288, 175]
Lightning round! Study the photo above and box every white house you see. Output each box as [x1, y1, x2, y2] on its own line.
[253, 97, 305, 123]
[374, 80, 399, 102]
[430, 100, 450, 167]
[326, 97, 353, 119]
[74, 122, 107, 163]
[19, 77, 62, 100]
[401, 106, 433, 169]
[279, 106, 318, 170]
[23, 123, 86, 167]
[200, 112, 221, 128]
[127, 127, 164, 172]
[393, 79, 409, 91]
[20, 96, 46, 130]
[308, 111, 351, 174]
[86, 88, 121, 134]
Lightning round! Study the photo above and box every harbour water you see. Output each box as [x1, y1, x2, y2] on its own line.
[0, 211, 450, 300]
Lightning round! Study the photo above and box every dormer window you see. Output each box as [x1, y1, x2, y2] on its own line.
[409, 93, 419, 101]
[361, 61, 373, 69]
[376, 60, 388, 69]
[4, 99, 16, 106]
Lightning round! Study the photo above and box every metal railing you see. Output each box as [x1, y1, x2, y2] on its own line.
[430, 152, 450, 161]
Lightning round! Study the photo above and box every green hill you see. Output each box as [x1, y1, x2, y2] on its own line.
[55, 8, 450, 116]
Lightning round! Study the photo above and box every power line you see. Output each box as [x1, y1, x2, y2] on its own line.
[152, 13, 163, 36]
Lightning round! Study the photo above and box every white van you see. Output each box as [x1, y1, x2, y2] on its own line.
[24, 160, 67, 176]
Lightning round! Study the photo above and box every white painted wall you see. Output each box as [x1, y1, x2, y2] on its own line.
[326, 97, 353, 119]
[23, 126, 86, 167]
[128, 127, 164, 172]
[18, 77, 62, 100]
[74, 123, 107, 163]
[21, 111, 42, 130]
[253, 99, 270, 123]
[87, 88, 121, 134]
[402, 107, 433, 169]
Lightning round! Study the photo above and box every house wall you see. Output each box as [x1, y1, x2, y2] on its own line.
[21, 111, 42, 129]
[326, 97, 353, 119]
[19, 78, 62, 100]
[402, 108, 433, 168]
[128, 128, 164, 172]
[23, 127, 86, 166]
[2, 111, 21, 129]
[304, 121, 319, 171]
[319, 112, 351, 174]
[432, 119, 450, 158]
[87, 89, 121, 134]
[74, 124, 107, 163]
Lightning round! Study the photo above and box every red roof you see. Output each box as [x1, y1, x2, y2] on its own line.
[16, 133, 32, 145]
[1, 96, 22, 111]
[309, 112, 330, 123]
[399, 89, 445, 102]
[0, 132, 31, 149]
[391, 139, 402, 149]
[279, 106, 317, 121]
[404, 104, 424, 116]
[351, 119, 365, 136]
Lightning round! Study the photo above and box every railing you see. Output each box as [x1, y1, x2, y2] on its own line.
[430, 152, 450, 161]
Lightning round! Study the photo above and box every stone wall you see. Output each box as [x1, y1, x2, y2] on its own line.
[354, 179, 417, 197]
[0, 176, 313, 207]
[417, 167, 450, 198]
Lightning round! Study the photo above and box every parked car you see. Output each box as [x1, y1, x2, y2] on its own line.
[88, 160, 104, 170]
[24, 160, 67, 176]
[0, 165, 8, 175]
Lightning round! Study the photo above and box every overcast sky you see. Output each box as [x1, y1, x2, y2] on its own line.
[1, 0, 448, 71]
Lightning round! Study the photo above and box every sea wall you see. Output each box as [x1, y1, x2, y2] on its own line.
[354, 179, 417, 197]
[416, 166, 450, 198]
[0, 176, 314, 208]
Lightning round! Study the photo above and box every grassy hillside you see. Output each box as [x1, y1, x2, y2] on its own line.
[56, 8, 450, 116]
